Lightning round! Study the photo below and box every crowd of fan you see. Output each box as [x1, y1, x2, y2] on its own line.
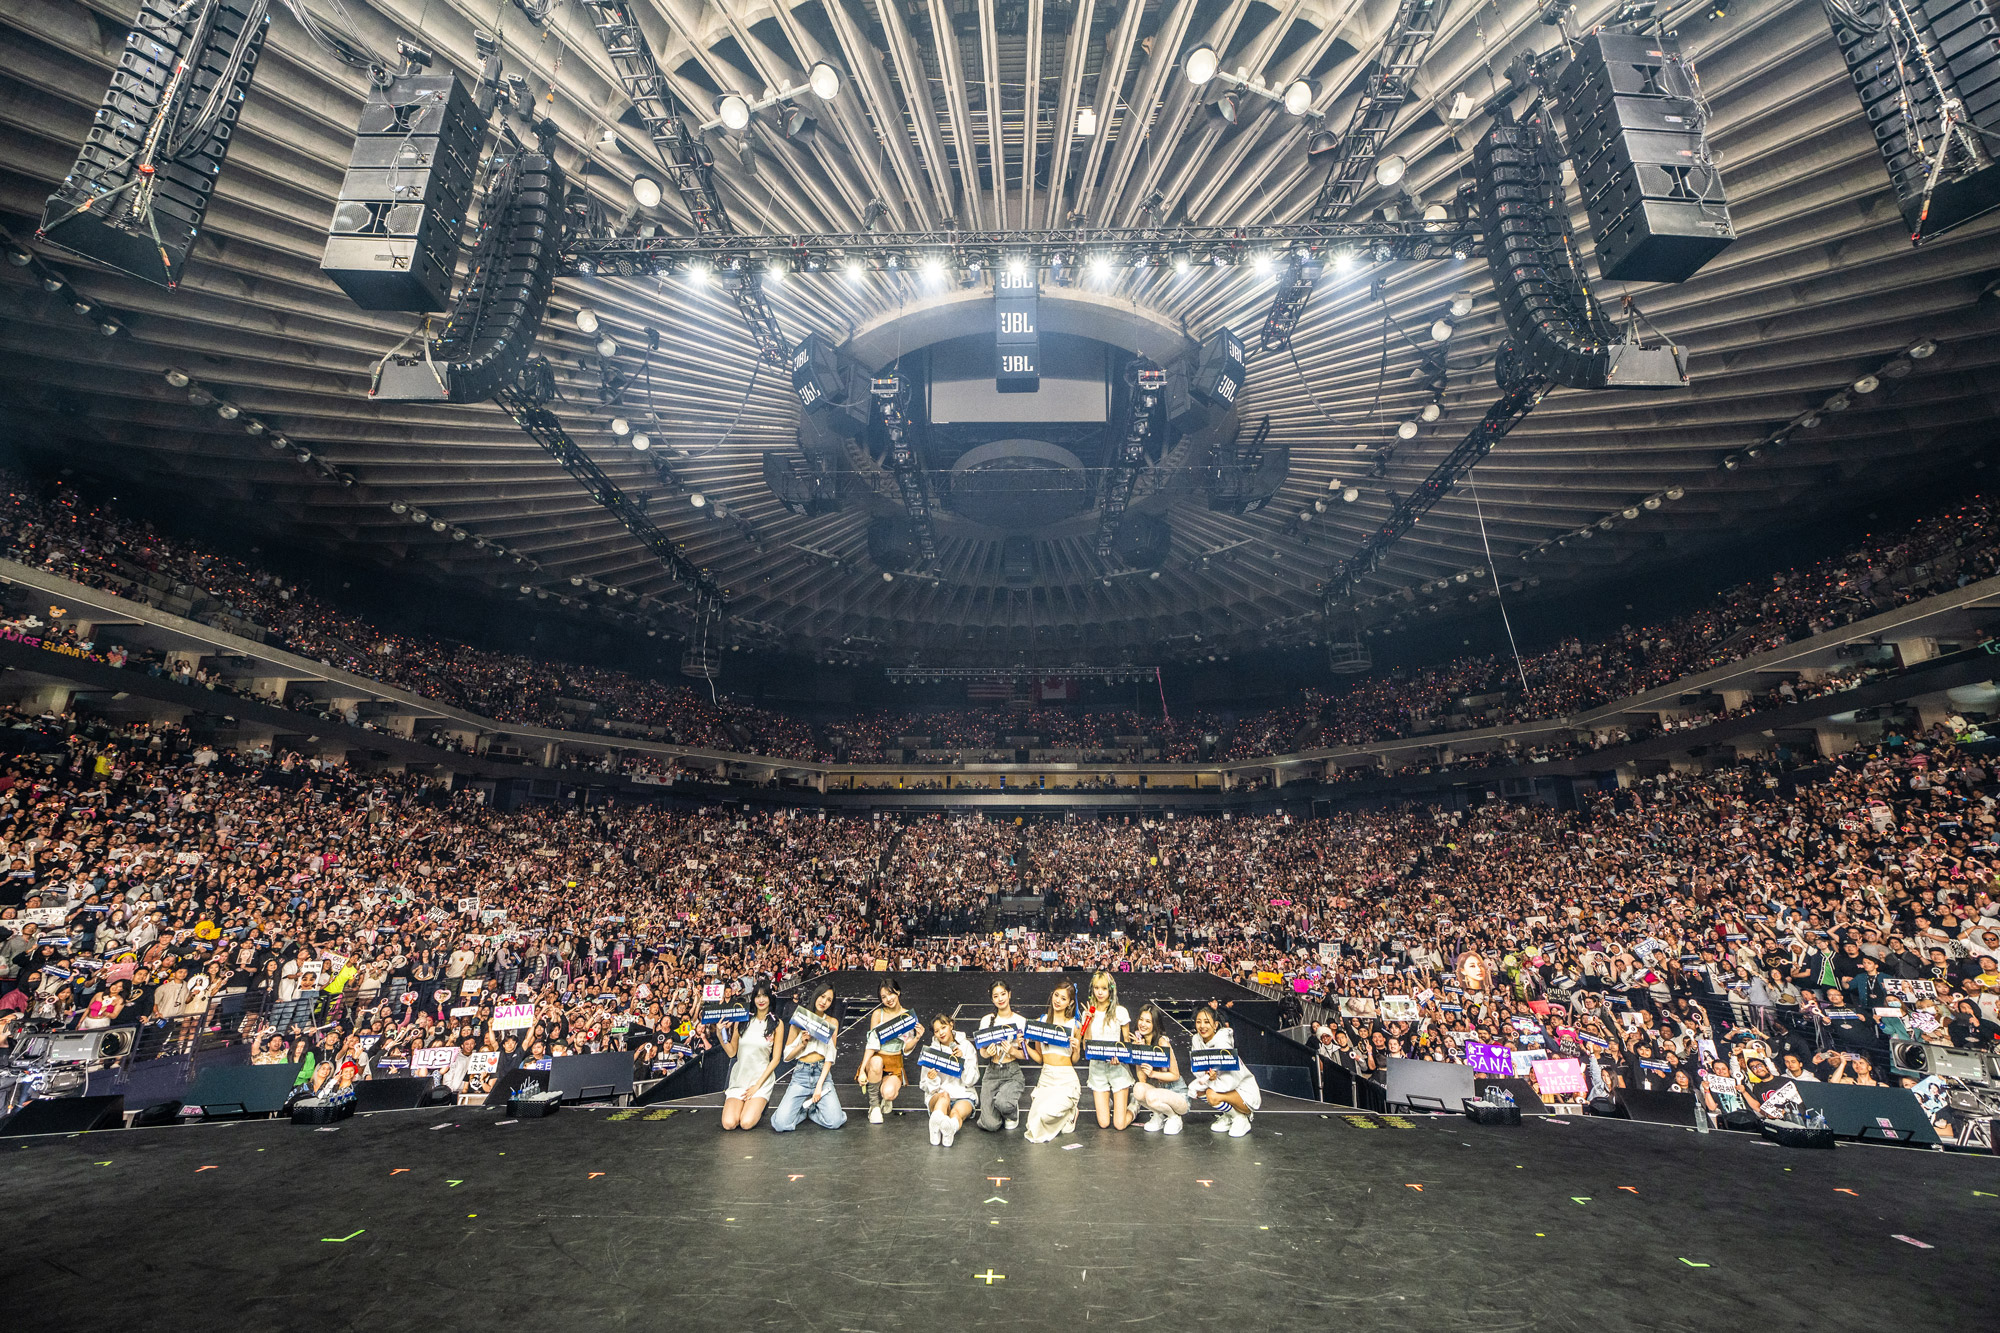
[3, 474, 1998, 776]
[1, 684, 1996, 1138]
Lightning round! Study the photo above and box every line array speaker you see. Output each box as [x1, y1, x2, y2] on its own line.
[322, 74, 483, 312]
[373, 150, 566, 403]
[1554, 31, 1734, 283]
[38, 0, 271, 287]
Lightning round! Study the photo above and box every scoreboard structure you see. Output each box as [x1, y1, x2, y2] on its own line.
[994, 267, 1039, 393]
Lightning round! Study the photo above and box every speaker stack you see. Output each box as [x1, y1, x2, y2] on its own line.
[373, 150, 566, 402]
[322, 74, 482, 312]
[39, 0, 271, 287]
[1554, 32, 1735, 284]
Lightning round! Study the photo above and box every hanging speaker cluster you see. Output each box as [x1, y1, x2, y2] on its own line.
[373, 150, 566, 403]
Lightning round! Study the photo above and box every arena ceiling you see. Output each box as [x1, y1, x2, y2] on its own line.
[0, 0, 1997, 667]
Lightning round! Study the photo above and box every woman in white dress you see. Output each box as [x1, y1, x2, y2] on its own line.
[919, 1013, 981, 1147]
[1022, 980, 1082, 1143]
[1189, 1003, 1260, 1138]
[1079, 969, 1134, 1130]
[719, 982, 780, 1130]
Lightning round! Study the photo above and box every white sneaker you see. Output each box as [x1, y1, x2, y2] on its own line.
[1228, 1112, 1253, 1138]
[928, 1110, 944, 1145]
[1163, 1114, 1183, 1135]
[869, 1106, 884, 1125]
[942, 1116, 959, 1147]
[1210, 1111, 1231, 1133]
[1142, 1112, 1163, 1133]
[1005, 1115, 1019, 1131]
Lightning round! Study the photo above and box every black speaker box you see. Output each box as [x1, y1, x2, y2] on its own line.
[1761, 1118, 1837, 1149]
[1463, 1099, 1522, 1125]
[290, 1097, 355, 1125]
[353, 1076, 439, 1113]
[0, 1094, 126, 1137]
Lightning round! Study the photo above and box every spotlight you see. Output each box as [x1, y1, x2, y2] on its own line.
[1799, 413, 1821, 428]
[1307, 125, 1338, 156]
[1374, 154, 1406, 188]
[1342, 487, 1359, 503]
[922, 255, 947, 282]
[631, 177, 662, 209]
[691, 492, 707, 507]
[1622, 507, 1639, 520]
[1909, 339, 1936, 358]
[1076, 105, 1098, 137]
[1397, 419, 1419, 439]
[1283, 78, 1316, 115]
[164, 369, 190, 387]
[1186, 45, 1220, 84]
[611, 417, 630, 435]
[1090, 253, 1112, 278]
[1666, 486, 1684, 500]
[1429, 314, 1455, 341]
[4, 247, 29, 267]
[1149, 570, 1161, 579]
[216, 402, 240, 420]
[71, 298, 92, 317]
[1332, 249, 1356, 272]
[1419, 401, 1442, 423]
[808, 60, 842, 99]
[574, 308, 599, 334]
[845, 258, 865, 282]
[410, 510, 428, 523]
[1252, 250, 1273, 275]
[98, 318, 120, 336]
[765, 261, 785, 284]
[40, 276, 61, 293]
[597, 335, 618, 358]
[1643, 495, 1661, 509]
[430, 519, 448, 532]
[1449, 292, 1475, 318]
[1422, 203, 1450, 231]
[1722, 455, 1739, 470]
[717, 93, 751, 131]
[1214, 90, 1241, 125]
[882, 571, 894, 582]
[244, 419, 264, 435]
[779, 104, 816, 140]
[1853, 374, 1879, 393]
[1826, 394, 1851, 412]
[631, 433, 651, 451]
[391, 501, 408, 514]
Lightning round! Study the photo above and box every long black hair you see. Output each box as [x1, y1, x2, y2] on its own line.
[748, 981, 779, 1039]
[792, 981, 837, 1033]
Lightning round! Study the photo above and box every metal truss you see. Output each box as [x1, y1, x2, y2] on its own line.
[1094, 366, 1165, 558]
[873, 375, 939, 569]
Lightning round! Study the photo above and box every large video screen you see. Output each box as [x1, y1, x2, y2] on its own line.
[928, 333, 1109, 424]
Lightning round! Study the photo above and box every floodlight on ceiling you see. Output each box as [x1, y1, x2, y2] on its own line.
[1213, 90, 1241, 125]
[1282, 78, 1316, 115]
[164, 368, 190, 387]
[808, 61, 842, 100]
[1076, 105, 1099, 137]
[716, 93, 752, 131]
[1342, 487, 1359, 502]
[1429, 314, 1455, 341]
[1375, 154, 1407, 188]
[1186, 45, 1220, 84]
[610, 417, 629, 436]
[690, 492, 707, 507]
[597, 335, 618, 358]
[1397, 419, 1419, 439]
[631, 176, 662, 209]
[574, 308, 599, 334]
[844, 258, 865, 282]
[1307, 125, 1338, 156]
[631, 433, 651, 451]
[1449, 291, 1475, 318]
[1909, 338, 1936, 358]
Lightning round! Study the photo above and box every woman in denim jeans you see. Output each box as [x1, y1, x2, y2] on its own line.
[771, 982, 846, 1132]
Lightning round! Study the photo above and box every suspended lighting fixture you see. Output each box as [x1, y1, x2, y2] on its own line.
[611, 417, 630, 435]
[1909, 338, 1936, 358]
[164, 368, 190, 387]
[1307, 124, 1338, 156]
[1853, 374, 1879, 393]
[1282, 78, 1316, 115]
[574, 308, 599, 334]
[1396, 419, 1419, 440]
[1449, 292, 1475, 318]
[1374, 154, 1407, 188]
[717, 93, 752, 131]
[808, 60, 843, 99]
[1419, 400, 1442, 423]
[1213, 90, 1241, 125]
[1429, 313, 1455, 341]
[631, 433, 651, 451]
[631, 177, 662, 209]
[1076, 105, 1098, 137]
[1666, 486, 1685, 500]
[690, 492, 707, 507]
[844, 258, 865, 282]
[1186, 45, 1220, 84]
[597, 335, 618, 358]
[216, 402, 240, 420]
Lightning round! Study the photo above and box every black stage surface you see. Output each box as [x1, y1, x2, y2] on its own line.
[4, 1099, 1996, 1331]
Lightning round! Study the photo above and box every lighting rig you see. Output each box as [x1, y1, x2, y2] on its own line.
[871, 373, 939, 571]
[1095, 362, 1167, 559]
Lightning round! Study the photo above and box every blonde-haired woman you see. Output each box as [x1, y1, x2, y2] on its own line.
[1079, 969, 1134, 1130]
[1021, 980, 1082, 1143]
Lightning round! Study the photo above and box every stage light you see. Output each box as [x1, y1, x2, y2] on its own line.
[1909, 338, 1936, 358]
[1666, 486, 1684, 500]
[844, 258, 865, 282]
[216, 402, 240, 420]
[1252, 250, 1273, 275]
[1449, 291, 1474, 318]
[97, 316, 120, 336]
[1853, 374, 1879, 393]
[1214, 90, 1241, 125]
[690, 492, 706, 507]
[1622, 506, 1639, 519]
[1076, 105, 1098, 137]
[1007, 257, 1028, 282]
[1333, 249, 1356, 272]
[244, 419, 263, 435]
[1307, 125, 1338, 156]
[1149, 570, 1161, 579]
[922, 255, 947, 282]
[631, 433, 650, 451]
[410, 509, 428, 523]
[1454, 571, 1469, 583]
[164, 368, 190, 387]
[809, 61, 842, 99]
[1090, 253, 1112, 278]
[391, 501, 408, 514]
[597, 335, 618, 358]
[1826, 394, 1851, 411]
[1799, 413, 1821, 428]
[70, 297, 92, 317]
[430, 519, 448, 532]
[780, 104, 816, 140]
[1429, 314, 1455, 341]
[1397, 419, 1419, 439]
[611, 417, 630, 435]
[4, 247, 29, 267]
[40, 276, 61, 293]
[1186, 45, 1219, 84]
[1342, 486, 1359, 502]
[574, 308, 599, 334]
[1721, 455, 1739, 470]
[717, 93, 751, 130]
[765, 262, 785, 284]
[1375, 155, 1407, 188]
[882, 571, 894, 582]
[1283, 78, 1316, 115]
[1173, 251, 1191, 275]
[631, 176, 662, 209]
[1420, 401, 1442, 422]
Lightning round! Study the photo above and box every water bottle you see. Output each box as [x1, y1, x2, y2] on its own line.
[1694, 1098, 1711, 1134]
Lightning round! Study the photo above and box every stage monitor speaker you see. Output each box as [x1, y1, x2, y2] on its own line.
[1383, 1056, 1475, 1113]
[1555, 31, 1734, 283]
[0, 1094, 126, 1137]
[290, 1096, 354, 1125]
[352, 1075, 438, 1113]
[38, 0, 272, 287]
[1777, 1078, 1941, 1145]
[1615, 1087, 1699, 1125]
[372, 150, 565, 403]
[180, 1061, 301, 1117]
[322, 73, 483, 312]
[548, 1050, 633, 1102]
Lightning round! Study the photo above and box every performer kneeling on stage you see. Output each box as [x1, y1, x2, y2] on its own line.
[858, 979, 921, 1124]
[919, 1014, 980, 1147]
[1127, 1004, 1188, 1135]
[1189, 1003, 1260, 1138]
[770, 982, 846, 1132]
[974, 979, 1028, 1132]
[1081, 969, 1135, 1130]
[719, 983, 780, 1130]
[1022, 980, 1083, 1143]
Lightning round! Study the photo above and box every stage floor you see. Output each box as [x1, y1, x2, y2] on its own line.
[3, 1103, 1996, 1331]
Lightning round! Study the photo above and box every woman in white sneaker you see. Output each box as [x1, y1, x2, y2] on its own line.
[975, 980, 1029, 1132]
[1189, 1004, 1260, 1137]
[1022, 980, 1082, 1142]
[1127, 1004, 1188, 1135]
[919, 1013, 980, 1147]
[1080, 970, 1135, 1130]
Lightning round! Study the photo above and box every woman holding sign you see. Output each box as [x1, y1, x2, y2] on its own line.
[1126, 1004, 1188, 1134]
[919, 1013, 981, 1147]
[1080, 970, 1135, 1130]
[1021, 980, 1083, 1143]
[719, 983, 780, 1131]
[771, 982, 846, 1133]
[858, 979, 921, 1124]
[974, 980, 1029, 1133]
[1189, 1004, 1260, 1137]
